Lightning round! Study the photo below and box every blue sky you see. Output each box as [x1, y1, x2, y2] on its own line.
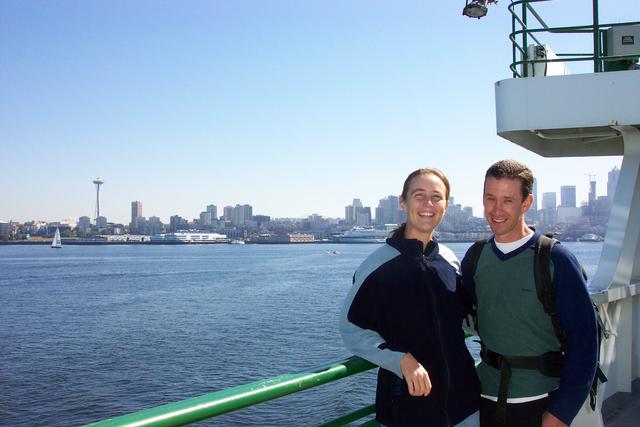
[1, 1, 636, 224]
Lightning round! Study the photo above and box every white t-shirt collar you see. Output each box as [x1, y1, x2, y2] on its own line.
[494, 231, 535, 254]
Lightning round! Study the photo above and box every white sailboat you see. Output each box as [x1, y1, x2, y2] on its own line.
[51, 228, 62, 249]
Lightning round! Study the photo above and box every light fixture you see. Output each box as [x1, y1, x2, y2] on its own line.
[462, 0, 497, 19]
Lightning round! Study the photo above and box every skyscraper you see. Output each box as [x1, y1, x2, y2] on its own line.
[542, 192, 556, 209]
[206, 204, 218, 221]
[541, 191, 557, 226]
[355, 207, 372, 226]
[223, 206, 234, 222]
[608, 166, 620, 200]
[130, 201, 143, 233]
[376, 195, 400, 225]
[131, 201, 143, 223]
[345, 199, 363, 225]
[588, 179, 597, 208]
[560, 185, 577, 207]
[232, 204, 253, 226]
[199, 211, 212, 228]
[525, 178, 538, 224]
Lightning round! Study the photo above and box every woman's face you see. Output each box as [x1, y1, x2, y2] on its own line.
[400, 173, 448, 242]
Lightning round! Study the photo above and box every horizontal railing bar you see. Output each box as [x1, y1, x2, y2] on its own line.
[85, 356, 376, 427]
[512, 53, 640, 69]
[315, 405, 376, 427]
[511, 21, 640, 35]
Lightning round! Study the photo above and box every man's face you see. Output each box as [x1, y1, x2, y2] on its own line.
[483, 176, 532, 243]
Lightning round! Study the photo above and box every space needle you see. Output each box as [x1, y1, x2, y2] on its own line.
[93, 177, 104, 222]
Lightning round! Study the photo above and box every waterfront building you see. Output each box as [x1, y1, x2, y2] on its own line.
[557, 207, 582, 224]
[253, 215, 271, 227]
[223, 205, 233, 222]
[199, 211, 212, 228]
[560, 185, 577, 207]
[169, 215, 188, 233]
[0, 221, 9, 238]
[77, 216, 91, 234]
[251, 233, 314, 243]
[146, 216, 164, 235]
[96, 216, 108, 230]
[288, 233, 315, 243]
[304, 214, 328, 232]
[151, 232, 228, 243]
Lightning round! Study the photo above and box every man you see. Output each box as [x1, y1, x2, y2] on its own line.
[461, 160, 598, 427]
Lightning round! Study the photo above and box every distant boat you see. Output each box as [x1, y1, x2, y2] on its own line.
[51, 228, 62, 249]
[333, 226, 392, 243]
[230, 239, 245, 245]
[578, 233, 604, 242]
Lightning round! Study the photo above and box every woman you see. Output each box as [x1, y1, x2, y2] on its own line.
[340, 168, 480, 426]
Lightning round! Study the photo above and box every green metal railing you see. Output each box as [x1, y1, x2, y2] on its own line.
[508, 0, 640, 77]
[85, 356, 378, 427]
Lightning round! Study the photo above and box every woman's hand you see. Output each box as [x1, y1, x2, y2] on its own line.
[400, 352, 432, 396]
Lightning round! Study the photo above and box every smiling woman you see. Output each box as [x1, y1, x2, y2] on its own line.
[400, 171, 450, 247]
[391, 168, 450, 244]
[340, 167, 481, 427]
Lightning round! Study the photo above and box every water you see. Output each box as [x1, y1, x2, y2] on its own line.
[0, 242, 603, 426]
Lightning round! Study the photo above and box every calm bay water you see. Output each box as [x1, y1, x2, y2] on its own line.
[0, 242, 603, 426]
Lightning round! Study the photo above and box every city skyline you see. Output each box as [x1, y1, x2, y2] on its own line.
[2, 2, 634, 224]
[2, 165, 620, 225]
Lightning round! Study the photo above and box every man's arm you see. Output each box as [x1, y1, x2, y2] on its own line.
[546, 244, 598, 425]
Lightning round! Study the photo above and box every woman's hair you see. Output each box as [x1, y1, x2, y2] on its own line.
[484, 159, 533, 200]
[391, 168, 450, 239]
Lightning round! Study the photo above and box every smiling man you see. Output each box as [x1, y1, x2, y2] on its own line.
[461, 160, 598, 427]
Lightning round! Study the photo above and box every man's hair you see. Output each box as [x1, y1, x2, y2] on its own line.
[484, 159, 533, 200]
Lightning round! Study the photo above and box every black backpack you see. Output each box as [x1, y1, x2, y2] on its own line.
[466, 234, 607, 414]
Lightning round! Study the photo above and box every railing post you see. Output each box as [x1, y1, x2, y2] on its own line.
[522, 1, 528, 77]
[593, 0, 601, 72]
[512, 4, 517, 78]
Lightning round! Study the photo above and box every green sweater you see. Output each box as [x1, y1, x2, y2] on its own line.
[475, 244, 560, 398]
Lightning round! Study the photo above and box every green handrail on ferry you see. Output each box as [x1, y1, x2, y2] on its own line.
[85, 356, 377, 427]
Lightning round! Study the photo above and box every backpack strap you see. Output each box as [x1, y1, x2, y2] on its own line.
[534, 234, 568, 354]
[467, 239, 488, 334]
[535, 233, 608, 409]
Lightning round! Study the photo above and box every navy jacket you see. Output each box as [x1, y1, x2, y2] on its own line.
[341, 237, 480, 426]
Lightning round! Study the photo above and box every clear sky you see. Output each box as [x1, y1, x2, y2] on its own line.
[1, 1, 636, 224]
